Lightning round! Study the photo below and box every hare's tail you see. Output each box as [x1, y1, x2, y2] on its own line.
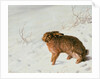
[85, 49, 89, 55]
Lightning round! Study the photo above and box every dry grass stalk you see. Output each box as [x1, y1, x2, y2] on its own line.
[19, 26, 32, 44]
[68, 6, 92, 30]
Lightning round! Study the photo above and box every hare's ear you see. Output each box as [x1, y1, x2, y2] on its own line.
[52, 31, 59, 33]
[55, 33, 64, 37]
[59, 33, 64, 36]
[45, 33, 53, 42]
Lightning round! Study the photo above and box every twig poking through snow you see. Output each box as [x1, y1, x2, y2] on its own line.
[19, 26, 32, 44]
[19, 27, 28, 43]
[68, 6, 92, 30]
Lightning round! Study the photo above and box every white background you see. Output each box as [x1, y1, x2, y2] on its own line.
[0, 0, 100, 79]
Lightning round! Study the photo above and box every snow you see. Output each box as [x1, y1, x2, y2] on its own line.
[8, 5, 92, 73]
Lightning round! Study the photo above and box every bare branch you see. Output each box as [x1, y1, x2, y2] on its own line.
[19, 27, 28, 43]
[68, 6, 92, 30]
[19, 26, 32, 44]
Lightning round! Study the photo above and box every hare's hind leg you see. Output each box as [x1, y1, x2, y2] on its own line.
[75, 54, 82, 64]
[72, 52, 82, 64]
[67, 55, 72, 60]
[76, 57, 82, 64]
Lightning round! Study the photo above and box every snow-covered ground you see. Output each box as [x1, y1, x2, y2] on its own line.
[8, 5, 92, 73]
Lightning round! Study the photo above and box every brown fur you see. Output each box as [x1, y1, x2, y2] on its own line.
[42, 31, 88, 65]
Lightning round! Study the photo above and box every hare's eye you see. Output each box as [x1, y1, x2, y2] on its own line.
[47, 34, 51, 37]
[47, 35, 49, 37]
